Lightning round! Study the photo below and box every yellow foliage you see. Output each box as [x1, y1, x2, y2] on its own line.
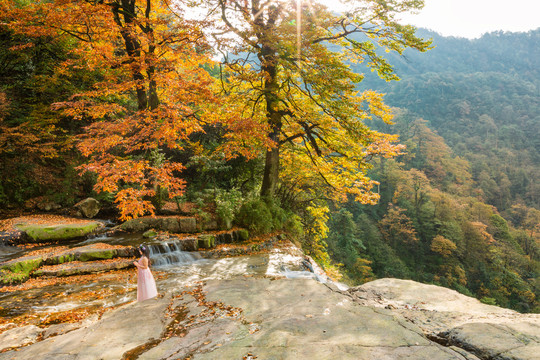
[430, 235, 457, 257]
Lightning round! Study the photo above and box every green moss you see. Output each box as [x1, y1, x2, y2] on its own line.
[0, 258, 42, 285]
[197, 235, 215, 249]
[77, 250, 115, 262]
[0, 269, 29, 285]
[143, 230, 158, 238]
[3, 257, 42, 274]
[237, 229, 249, 242]
[57, 254, 76, 264]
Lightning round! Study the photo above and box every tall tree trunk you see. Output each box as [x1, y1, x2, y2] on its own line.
[261, 124, 280, 198]
[259, 45, 281, 198]
[112, 0, 153, 111]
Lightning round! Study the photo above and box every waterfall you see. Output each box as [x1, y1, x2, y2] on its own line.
[147, 241, 201, 267]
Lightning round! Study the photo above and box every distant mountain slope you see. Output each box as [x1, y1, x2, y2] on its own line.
[357, 28, 540, 209]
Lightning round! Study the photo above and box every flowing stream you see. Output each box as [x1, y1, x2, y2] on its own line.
[1, 229, 330, 324]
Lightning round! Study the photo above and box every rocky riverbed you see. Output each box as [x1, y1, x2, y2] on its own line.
[0, 216, 539, 359]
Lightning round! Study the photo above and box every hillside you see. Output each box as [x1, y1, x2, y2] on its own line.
[325, 28, 540, 313]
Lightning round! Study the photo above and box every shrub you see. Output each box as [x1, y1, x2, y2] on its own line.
[480, 297, 497, 306]
[215, 188, 243, 229]
[236, 198, 273, 234]
[284, 214, 303, 238]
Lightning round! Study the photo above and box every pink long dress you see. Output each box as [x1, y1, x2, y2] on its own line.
[136, 256, 158, 301]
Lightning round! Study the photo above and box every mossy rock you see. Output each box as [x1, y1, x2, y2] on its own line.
[1, 257, 42, 273]
[118, 218, 160, 232]
[143, 230, 158, 238]
[197, 234, 215, 249]
[16, 222, 103, 242]
[236, 229, 249, 242]
[0, 257, 43, 285]
[76, 249, 116, 262]
[54, 254, 76, 264]
[0, 269, 29, 285]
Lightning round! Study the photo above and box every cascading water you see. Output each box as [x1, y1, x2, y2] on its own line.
[147, 241, 202, 267]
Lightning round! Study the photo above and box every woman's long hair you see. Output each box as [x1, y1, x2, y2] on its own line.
[139, 244, 150, 259]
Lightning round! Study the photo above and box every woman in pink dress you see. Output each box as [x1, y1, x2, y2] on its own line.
[133, 244, 158, 301]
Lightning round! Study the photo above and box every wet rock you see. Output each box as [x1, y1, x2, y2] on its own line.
[0, 243, 135, 284]
[0, 256, 43, 285]
[179, 237, 198, 251]
[74, 197, 100, 218]
[197, 234, 215, 249]
[15, 221, 104, 243]
[0, 230, 27, 246]
[44, 244, 128, 264]
[34, 258, 134, 277]
[116, 247, 137, 258]
[143, 230, 158, 238]
[214, 229, 249, 245]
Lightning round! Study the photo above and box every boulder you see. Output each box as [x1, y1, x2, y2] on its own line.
[0, 256, 43, 285]
[235, 229, 249, 242]
[119, 217, 160, 232]
[74, 197, 100, 218]
[200, 218, 219, 231]
[0, 243, 134, 284]
[15, 221, 104, 242]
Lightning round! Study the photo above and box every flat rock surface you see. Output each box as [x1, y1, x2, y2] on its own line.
[1, 276, 538, 360]
[349, 278, 540, 360]
[35, 258, 134, 277]
[0, 278, 474, 360]
[0, 297, 169, 360]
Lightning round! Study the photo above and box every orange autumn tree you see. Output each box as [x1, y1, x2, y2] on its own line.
[3, 0, 261, 219]
[208, 0, 432, 203]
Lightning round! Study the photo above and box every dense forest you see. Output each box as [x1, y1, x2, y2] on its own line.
[326, 28, 540, 313]
[0, 1, 538, 313]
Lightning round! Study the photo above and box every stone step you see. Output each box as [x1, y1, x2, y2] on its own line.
[0, 243, 134, 285]
[117, 216, 199, 233]
[33, 258, 134, 277]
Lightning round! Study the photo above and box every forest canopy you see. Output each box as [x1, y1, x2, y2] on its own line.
[0, 1, 538, 313]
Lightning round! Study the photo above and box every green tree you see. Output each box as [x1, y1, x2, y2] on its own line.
[210, 0, 432, 201]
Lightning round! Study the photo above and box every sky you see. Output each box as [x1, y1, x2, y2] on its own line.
[398, 0, 540, 39]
